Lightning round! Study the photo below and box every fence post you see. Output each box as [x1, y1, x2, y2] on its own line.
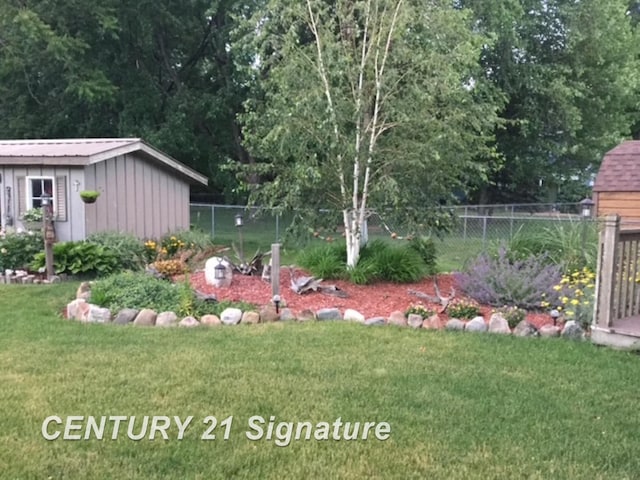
[275, 211, 280, 242]
[510, 205, 515, 239]
[211, 205, 215, 237]
[595, 214, 620, 328]
[463, 206, 467, 240]
[482, 216, 487, 248]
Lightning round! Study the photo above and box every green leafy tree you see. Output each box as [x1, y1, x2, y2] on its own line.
[460, 0, 640, 204]
[238, 0, 501, 267]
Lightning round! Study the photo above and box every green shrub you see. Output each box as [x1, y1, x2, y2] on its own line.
[408, 236, 437, 275]
[91, 272, 184, 313]
[296, 243, 345, 279]
[448, 299, 481, 320]
[494, 221, 598, 273]
[298, 240, 426, 284]
[86, 231, 146, 271]
[0, 231, 43, 271]
[31, 241, 119, 277]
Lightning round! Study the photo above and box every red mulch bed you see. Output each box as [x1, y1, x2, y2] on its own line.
[188, 269, 554, 329]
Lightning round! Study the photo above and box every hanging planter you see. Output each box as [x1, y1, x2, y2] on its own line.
[80, 190, 100, 204]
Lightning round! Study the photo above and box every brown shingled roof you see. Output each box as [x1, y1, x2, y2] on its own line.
[594, 141, 640, 192]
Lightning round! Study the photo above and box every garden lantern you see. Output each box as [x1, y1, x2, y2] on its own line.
[235, 213, 244, 261]
[550, 309, 560, 326]
[580, 198, 595, 219]
[214, 261, 226, 281]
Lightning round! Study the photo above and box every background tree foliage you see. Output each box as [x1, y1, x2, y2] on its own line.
[0, 0, 638, 207]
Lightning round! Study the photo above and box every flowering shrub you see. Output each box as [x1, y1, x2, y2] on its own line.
[0, 230, 43, 270]
[542, 267, 596, 329]
[454, 248, 563, 309]
[447, 299, 481, 320]
[405, 303, 434, 318]
[493, 305, 526, 329]
[151, 259, 188, 277]
[21, 208, 44, 222]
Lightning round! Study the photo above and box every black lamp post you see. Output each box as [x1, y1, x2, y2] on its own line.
[214, 260, 226, 281]
[580, 197, 595, 250]
[235, 213, 244, 261]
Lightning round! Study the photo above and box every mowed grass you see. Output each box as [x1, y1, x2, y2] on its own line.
[1, 284, 640, 479]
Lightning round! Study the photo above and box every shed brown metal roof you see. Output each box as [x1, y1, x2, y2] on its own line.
[594, 141, 640, 192]
[0, 138, 208, 185]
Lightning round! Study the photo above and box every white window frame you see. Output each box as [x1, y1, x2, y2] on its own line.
[25, 176, 56, 215]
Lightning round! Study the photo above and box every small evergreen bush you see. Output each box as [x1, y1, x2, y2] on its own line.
[455, 248, 563, 309]
[91, 272, 185, 313]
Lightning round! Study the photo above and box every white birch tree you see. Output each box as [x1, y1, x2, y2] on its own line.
[237, 0, 502, 268]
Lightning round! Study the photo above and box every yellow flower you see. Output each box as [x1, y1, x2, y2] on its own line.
[570, 299, 579, 306]
[574, 289, 583, 296]
[540, 301, 550, 308]
[565, 310, 575, 317]
[561, 296, 569, 304]
[553, 285, 562, 291]
[560, 277, 570, 284]
[583, 301, 590, 306]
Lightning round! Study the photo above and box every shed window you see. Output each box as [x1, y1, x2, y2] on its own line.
[26, 176, 55, 214]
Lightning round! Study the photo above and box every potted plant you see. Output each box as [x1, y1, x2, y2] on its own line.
[80, 190, 100, 204]
[20, 208, 43, 231]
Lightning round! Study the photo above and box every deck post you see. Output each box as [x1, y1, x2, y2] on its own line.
[595, 215, 620, 328]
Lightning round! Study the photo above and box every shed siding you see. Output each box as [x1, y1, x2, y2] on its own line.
[84, 153, 191, 239]
[596, 191, 640, 222]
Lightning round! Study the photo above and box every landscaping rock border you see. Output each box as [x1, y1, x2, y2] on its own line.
[63, 284, 587, 343]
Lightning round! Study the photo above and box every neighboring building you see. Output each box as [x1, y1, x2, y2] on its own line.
[0, 138, 208, 241]
[593, 140, 640, 225]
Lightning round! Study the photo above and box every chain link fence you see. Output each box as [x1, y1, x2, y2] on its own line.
[190, 202, 596, 269]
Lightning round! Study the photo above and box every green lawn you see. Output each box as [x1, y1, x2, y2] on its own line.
[2, 283, 640, 479]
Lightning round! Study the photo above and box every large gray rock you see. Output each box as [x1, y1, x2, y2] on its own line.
[388, 310, 407, 326]
[242, 311, 260, 324]
[465, 316, 487, 333]
[179, 316, 200, 327]
[220, 307, 242, 325]
[85, 305, 111, 323]
[445, 318, 465, 331]
[66, 299, 88, 320]
[513, 320, 538, 337]
[488, 313, 511, 334]
[204, 256, 233, 287]
[364, 317, 386, 326]
[407, 313, 423, 329]
[539, 325, 561, 338]
[156, 311, 179, 327]
[134, 309, 157, 326]
[114, 308, 139, 325]
[422, 314, 442, 330]
[297, 309, 316, 322]
[200, 314, 221, 326]
[317, 308, 342, 321]
[343, 308, 365, 323]
[260, 307, 280, 323]
[561, 320, 585, 341]
[279, 308, 296, 321]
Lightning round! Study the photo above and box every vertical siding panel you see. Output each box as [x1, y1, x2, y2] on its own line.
[152, 166, 161, 238]
[181, 182, 189, 230]
[105, 158, 118, 230]
[115, 156, 127, 232]
[162, 171, 170, 235]
[69, 168, 85, 240]
[134, 157, 145, 239]
[84, 165, 97, 237]
[125, 156, 136, 234]
[168, 175, 177, 232]
[143, 160, 153, 238]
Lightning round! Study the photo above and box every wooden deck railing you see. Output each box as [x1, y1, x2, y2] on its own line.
[594, 215, 640, 328]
